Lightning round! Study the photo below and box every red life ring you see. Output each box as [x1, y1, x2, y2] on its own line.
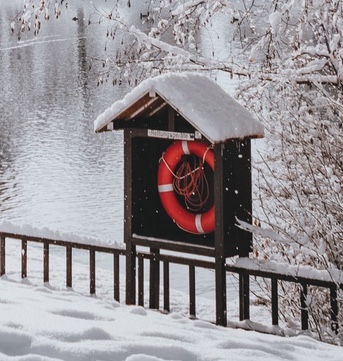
[157, 140, 215, 234]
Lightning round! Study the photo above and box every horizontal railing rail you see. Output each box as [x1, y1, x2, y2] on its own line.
[0, 231, 341, 334]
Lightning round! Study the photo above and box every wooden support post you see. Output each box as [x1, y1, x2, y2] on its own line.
[124, 129, 136, 306]
[271, 278, 279, 326]
[138, 255, 144, 307]
[113, 253, 120, 302]
[43, 242, 49, 283]
[90, 249, 96, 295]
[189, 265, 196, 318]
[66, 246, 72, 288]
[126, 243, 136, 305]
[163, 261, 170, 313]
[21, 239, 27, 279]
[0, 235, 5, 276]
[300, 282, 308, 330]
[330, 286, 339, 334]
[214, 143, 227, 326]
[149, 248, 160, 310]
[239, 273, 250, 321]
[215, 258, 226, 326]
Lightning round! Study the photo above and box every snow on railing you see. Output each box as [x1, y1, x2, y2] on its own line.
[0, 220, 123, 249]
[235, 257, 343, 285]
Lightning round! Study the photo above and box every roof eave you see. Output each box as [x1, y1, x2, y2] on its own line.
[95, 90, 169, 133]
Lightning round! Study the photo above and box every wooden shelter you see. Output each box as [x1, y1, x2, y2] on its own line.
[95, 73, 264, 325]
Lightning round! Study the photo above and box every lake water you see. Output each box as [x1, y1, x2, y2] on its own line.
[0, 1, 129, 242]
[0, 1, 248, 301]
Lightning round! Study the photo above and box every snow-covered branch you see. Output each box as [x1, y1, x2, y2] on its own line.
[129, 25, 248, 76]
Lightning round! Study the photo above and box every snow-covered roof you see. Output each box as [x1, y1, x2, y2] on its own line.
[94, 73, 264, 143]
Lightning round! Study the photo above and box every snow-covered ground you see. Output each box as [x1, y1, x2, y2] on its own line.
[0, 239, 342, 360]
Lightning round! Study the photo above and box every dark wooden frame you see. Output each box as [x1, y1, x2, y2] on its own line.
[123, 119, 253, 326]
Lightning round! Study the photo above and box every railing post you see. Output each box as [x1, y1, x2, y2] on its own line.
[271, 278, 279, 326]
[43, 241, 49, 283]
[300, 282, 309, 330]
[21, 238, 27, 279]
[239, 273, 250, 321]
[149, 248, 160, 310]
[330, 286, 339, 334]
[126, 243, 136, 305]
[113, 253, 120, 302]
[90, 248, 96, 295]
[0, 235, 5, 276]
[163, 261, 170, 313]
[66, 246, 72, 288]
[189, 265, 196, 318]
[138, 254, 144, 306]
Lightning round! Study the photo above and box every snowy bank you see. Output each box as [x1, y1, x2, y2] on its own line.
[0, 278, 342, 361]
[0, 232, 342, 360]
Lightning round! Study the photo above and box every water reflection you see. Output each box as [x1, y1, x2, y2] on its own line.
[0, 1, 127, 243]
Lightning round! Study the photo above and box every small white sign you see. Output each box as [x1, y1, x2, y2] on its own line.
[148, 129, 200, 141]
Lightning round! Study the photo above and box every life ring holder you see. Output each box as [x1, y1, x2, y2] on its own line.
[157, 140, 215, 234]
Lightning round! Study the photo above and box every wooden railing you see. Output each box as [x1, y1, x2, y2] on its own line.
[226, 263, 342, 333]
[0, 231, 342, 334]
[0, 232, 125, 301]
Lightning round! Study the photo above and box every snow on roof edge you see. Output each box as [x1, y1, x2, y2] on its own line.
[94, 73, 264, 142]
[94, 84, 154, 132]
